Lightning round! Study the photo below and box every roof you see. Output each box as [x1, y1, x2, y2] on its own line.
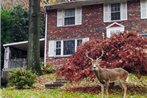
[3, 38, 45, 51]
[45, 0, 128, 10]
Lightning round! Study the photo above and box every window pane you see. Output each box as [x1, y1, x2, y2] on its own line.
[64, 17, 75, 25]
[56, 41, 61, 55]
[63, 40, 75, 55]
[111, 3, 120, 11]
[77, 39, 82, 46]
[65, 9, 75, 17]
[111, 3, 120, 20]
[56, 49, 61, 55]
[111, 12, 120, 20]
[56, 41, 61, 48]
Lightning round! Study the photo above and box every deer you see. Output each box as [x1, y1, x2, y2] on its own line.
[86, 50, 129, 98]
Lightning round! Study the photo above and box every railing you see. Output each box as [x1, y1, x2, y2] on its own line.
[7, 58, 44, 69]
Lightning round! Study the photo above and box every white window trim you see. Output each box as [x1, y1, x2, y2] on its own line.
[48, 38, 89, 57]
[140, 33, 147, 37]
[103, 2, 127, 22]
[140, 0, 147, 19]
[106, 22, 125, 38]
[57, 7, 82, 27]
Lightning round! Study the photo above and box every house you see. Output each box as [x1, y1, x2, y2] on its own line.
[2, 0, 147, 70]
[44, 0, 147, 66]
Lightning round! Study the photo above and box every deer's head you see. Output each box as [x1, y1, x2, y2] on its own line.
[86, 50, 104, 71]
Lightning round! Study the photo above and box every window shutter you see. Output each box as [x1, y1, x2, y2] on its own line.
[57, 10, 63, 27]
[82, 38, 89, 43]
[103, 4, 111, 22]
[121, 2, 128, 20]
[48, 40, 55, 57]
[75, 8, 82, 25]
[141, 0, 147, 19]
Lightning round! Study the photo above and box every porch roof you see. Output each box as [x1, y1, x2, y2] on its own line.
[45, 0, 128, 10]
[3, 38, 45, 51]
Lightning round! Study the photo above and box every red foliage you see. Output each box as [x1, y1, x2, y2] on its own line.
[57, 32, 147, 81]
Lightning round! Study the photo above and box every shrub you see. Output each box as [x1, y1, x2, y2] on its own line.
[8, 68, 37, 89]
[42, 64, 57, 74]
[57, 32, 147, 81]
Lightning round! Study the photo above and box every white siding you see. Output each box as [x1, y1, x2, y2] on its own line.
[106, 27, 125, 38]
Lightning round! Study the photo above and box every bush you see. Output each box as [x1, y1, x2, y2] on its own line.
[42, 64, 57, 74]
[8, 68, 37, 89]
[58, 32, 147, 81]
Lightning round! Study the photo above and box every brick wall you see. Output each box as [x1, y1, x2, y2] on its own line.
[46, 0, 147, 66]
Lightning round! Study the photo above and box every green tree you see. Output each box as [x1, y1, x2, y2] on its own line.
[1, 6, 28, 69]
[27, 0, 42, 75]
[1, 5, 45, 69]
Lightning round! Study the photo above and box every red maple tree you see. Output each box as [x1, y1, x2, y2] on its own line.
[57, 32, 147, 81]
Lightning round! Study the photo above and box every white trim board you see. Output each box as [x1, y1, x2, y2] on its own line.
[3, 38, 45, 47]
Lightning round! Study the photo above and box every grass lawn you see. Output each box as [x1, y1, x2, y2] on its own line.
[1, 74, 147, 98]
[1, 87, 147, 98]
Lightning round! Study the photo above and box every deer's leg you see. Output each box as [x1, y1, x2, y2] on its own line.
[121, 82, 127, 98]
[105, 82, 109, 98]
[100, 84, 104, 98]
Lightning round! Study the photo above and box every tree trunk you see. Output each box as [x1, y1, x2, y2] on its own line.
[27, 0, 42, 75]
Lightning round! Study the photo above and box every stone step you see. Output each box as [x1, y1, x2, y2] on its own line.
[45, 78, 68, 89]
[45, 82, 64, 89]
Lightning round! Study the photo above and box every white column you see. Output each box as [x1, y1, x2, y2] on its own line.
[4, 47, 11, 68]
[44, 13, 48, 64]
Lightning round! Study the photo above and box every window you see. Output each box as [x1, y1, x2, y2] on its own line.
[63, 40, 75, 55]
[140, 0, 147, 19]
[57, 8, 82, 27]
[64, 9, 75, 25]
[111, 3, 121, 20]
[103, 2, 127, 22]
[106, 22, 125, 38]
[140, 33, 147, 37]
[56, 41, 61, 55]
[48, 38, 89, 57]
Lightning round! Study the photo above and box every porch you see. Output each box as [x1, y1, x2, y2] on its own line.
[3, 38, 45, 70]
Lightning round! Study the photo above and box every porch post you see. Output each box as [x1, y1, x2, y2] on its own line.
[44, 12, 48, 65]
[4, 47, 11, 68]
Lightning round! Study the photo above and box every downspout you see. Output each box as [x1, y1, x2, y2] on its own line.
[44, 10, 48, 65]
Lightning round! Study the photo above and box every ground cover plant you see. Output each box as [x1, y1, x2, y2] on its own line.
[58, 32, 147, 81]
